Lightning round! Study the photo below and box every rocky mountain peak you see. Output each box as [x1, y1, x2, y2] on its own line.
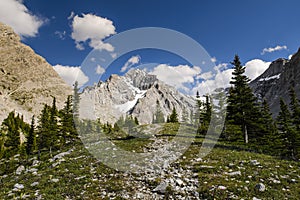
[0, 22, 72, 123]
[250, 48, 300, 116]
[79, 69, 195, 124]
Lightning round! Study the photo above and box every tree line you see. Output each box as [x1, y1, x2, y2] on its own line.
[195, 55, 300, 160]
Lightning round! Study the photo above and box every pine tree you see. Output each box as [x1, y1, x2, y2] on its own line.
[169, 107, 179, 123]
[73, 81, 80, 121]
[259, 100, 279, 154]
[289, 87, 300, 159]
[26, 116, 36, 155]
[60, 95, 77, 143]
[49, 97, 59, 151]
[154, 99, 165, 123]
[198, 95, 212, 135]
[37, 104, 51, 158]
[225, 55, 259, 144]
[277, 98, 297, 159]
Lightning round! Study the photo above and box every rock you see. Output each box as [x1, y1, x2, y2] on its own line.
[153, 182, 168, 194]
[16, 165, 25, 175]
[250, 160, 260, 166]
[175, 179, 184, 186]
[218, 185, 227, 190]
[30, 182, 39, 187]
[0, 22, 72, 124]
[50, 178, 59, 183]
[14, 183, 24, 190]
[255, 183, 266, 192]
[253, 197, 261, 200]
[226, 171, 241, 176]
[32, 160, 39, 166]
[250, 48, 300, 116]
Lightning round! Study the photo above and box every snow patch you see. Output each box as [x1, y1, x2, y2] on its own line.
[259, 74, 281, 82]
[115, 90, 146, 113]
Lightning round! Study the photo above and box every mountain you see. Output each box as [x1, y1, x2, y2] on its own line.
[79, 69, 195, 124]
[250, 48, 300, 116]
[0, 22, 72, 123]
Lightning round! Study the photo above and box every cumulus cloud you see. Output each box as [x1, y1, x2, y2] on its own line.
[121, 55, 141, 72]
[95, 65, 105, 75]
[150, 64, 201, 92]
[261, 45, 287, 55]
[70, 13, 116, 51]
[211, 57, 217, 63]
[53, 65, 89, 87]
[244, 59, 270, 81]
[0, 0, 44, 37]
[193, 65, 233, 96]
[193, 59, 270, 96]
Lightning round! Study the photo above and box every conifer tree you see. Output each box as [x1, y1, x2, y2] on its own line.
[37, 104, 51, 157]
[198, 95, 212, 134]
[154, 99, 165, 123]
[60, 95, 77, 143]
[169, 107, 179, 123]
[226, 55, 259, 143]
[73, 81, 80, 121]
[259, 100, 279, 153]
[289, 87, 300, 159]
[277, 98, 297, 159]
[26, 116, 36, 155]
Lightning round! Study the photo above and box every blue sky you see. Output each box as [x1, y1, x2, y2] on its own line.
[1, 0, 300, 94]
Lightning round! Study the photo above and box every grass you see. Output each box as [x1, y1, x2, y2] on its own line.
[0, 125, 299, 199]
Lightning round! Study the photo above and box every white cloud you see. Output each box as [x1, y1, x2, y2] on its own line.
[71, 13, 116, 51]
[193, 67, 233, 96]
[121, 55, 141, 72]
[261, 45, 288, 55]
[53, 65, 89, 87]
[0, 0, 44, 37]
[96, 65, 105, 75]
[197, 71, 213, 80]
[150, 64, 201, 92]
[193, 59, 270, 96]
[54, 30, 66, 40]
[211, 57, 217, 63]
[288, 54, 294, 60]
[244, 59, 270, 81]
[68, 11, 75, 20]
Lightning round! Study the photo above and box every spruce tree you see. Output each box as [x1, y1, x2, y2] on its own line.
[169, 107, 179, 123]
[73, 81, 80, 121]
[277, 98, 297, 159]
[154, 99, 165, 123]
[198, 95, 212, 135]
[60, 95, 77, 143]
[226, 55, 259, 144]
[37, 104, 51, 157]
[289, 87, 300, 159]
[26, 116, 36, 155]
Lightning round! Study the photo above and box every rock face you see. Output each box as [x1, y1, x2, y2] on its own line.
[0, 22, 72, 123]
[250, 48, 300, 116]
[79, 69, 195, 124]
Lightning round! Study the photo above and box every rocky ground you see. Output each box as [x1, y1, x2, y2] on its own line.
[1, 125, 300, 199]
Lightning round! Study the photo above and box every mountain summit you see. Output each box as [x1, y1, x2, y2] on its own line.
[0, 22, 72, 123]
[79, 69, 195, 124]
[250, 48, 300, 115]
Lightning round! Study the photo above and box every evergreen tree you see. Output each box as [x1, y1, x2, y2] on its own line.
[153, 99, 165, 123]
[26, 116, 36, 155]
[73, 81, 80, 121]
[37, 104, 51, 157]
[259, 100, 280, 154]
[169, 107, 179, 123]
[225, 55, 259, 143]
[49, 97, 59, 151]
[60, 95, 77, 143]
[198, 95, 212, 135]
[276, 99, 297, 159]
[289, 87, 300, 158]
[134, 117, 139, 125]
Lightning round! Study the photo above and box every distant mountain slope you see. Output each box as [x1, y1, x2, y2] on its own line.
[0, 22, 72, 123]
[250, 48, 300, 116]
[79, 69, 195, 124]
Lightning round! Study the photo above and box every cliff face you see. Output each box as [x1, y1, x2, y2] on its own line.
[79, 69, 195, 124]
[0, 22, 72, 123]
[250, 48, 300, 116]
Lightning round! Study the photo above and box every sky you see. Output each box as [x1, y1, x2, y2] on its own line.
[1, 0, 300, 95]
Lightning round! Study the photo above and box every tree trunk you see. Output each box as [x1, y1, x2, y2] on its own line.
[244, 124, 248, 144]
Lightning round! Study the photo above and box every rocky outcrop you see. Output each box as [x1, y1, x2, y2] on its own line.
[79, 69, 195, 124]
[0, 22, 72, 123]
[250, 48, 300, 116]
